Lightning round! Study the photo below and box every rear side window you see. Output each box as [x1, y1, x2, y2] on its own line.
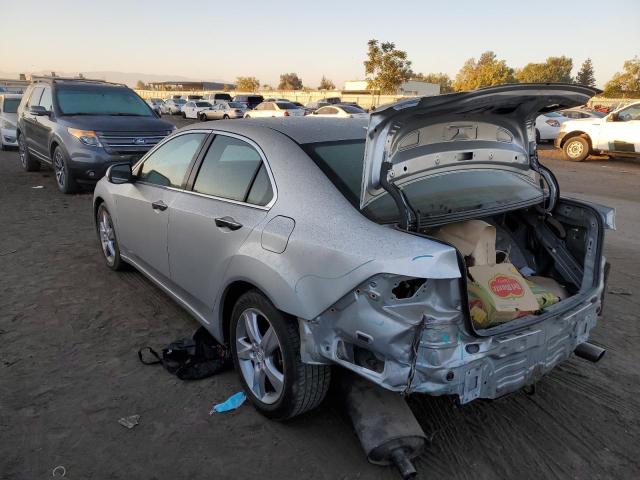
[39, 88, 53, 111]
[193, 135, 273, 206]
[139, 133, 206, 188]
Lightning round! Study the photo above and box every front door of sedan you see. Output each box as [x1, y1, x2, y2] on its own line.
[167, 134, 275, 317]
[115, 131, 208, 280]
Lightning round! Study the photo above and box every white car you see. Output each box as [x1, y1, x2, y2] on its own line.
[312, 104, 369, 119]
[535, 112, 569, 142]
[0, 93, 21, 150]
[162, 98, 186, 115]
[182, 101, 213, 119]
[198, 102, 247, 121]
[244, 101, 305, 118]
[555, 101, 640, 161]
[561, 108, 606, 120]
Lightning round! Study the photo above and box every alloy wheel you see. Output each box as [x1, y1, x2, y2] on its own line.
[18, 136, 27, 168]
[235, 308, 285, 404]
[53, 150, 66, 188]
[566, 140, 584, 159]
[98, 208, 117, 265]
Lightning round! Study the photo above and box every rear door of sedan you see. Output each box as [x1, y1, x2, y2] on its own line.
[167, 132, 275, 318]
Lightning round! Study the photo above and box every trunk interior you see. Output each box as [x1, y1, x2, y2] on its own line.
[423, 199, 603, 334]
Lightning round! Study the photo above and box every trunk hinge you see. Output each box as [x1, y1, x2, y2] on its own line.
[380, 161, 419, 231]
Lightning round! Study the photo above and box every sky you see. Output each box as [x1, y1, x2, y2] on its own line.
[1, 0, 638, 88]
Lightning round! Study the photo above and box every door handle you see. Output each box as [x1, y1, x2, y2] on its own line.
[151, 200, 168, 211]
[215, 216, 243, 231]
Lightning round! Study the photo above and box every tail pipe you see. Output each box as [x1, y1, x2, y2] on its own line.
[574, 342, 606, 363]
[340, 372, 427, 479]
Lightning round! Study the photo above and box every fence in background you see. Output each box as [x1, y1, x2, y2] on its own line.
[135, 89, 408, 109]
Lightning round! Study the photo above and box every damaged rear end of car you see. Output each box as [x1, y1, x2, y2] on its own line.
[301, 84, 613, 403]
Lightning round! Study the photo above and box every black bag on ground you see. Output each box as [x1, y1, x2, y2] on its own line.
[138, 327, 231, 380]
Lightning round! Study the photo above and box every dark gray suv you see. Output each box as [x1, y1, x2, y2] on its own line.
[17, 78, 175, 193]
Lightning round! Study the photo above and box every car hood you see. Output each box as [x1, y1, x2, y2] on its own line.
[59, 115, 174, 132]
[360, 83, 599, 209]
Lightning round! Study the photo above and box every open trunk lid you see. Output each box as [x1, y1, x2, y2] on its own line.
[360, 84, 599, 224]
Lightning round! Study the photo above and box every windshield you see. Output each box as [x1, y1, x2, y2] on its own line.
[56, 87, 153, 116]
[195, 102, 212, 107]
[304, 140, 543, 224]
[2, 98, 21, 113]
[228, 102, 244, 108]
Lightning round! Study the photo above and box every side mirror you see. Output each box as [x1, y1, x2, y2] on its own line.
[29, 105, 50, 116]
[107, 162, 134, 184]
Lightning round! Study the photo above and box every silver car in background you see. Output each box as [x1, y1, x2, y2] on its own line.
[198, 101, 247, 121]
[93, 84, 610, 421]
[161, 98, 186, 115]
[0, 93, 21, 150]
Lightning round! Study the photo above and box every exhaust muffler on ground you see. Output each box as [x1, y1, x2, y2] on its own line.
[341, 372, 427, 479]
[574, 342, 606, 362]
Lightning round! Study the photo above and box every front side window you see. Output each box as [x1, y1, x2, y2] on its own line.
[139, 133, 206, 188]
[193, 135, 273, 205]
[39, 88, 53, 111]
[27, 87, 44, 107]
[56, 86, 153, 116]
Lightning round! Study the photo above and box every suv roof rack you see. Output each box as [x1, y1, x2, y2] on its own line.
[31, 76, 127, 87]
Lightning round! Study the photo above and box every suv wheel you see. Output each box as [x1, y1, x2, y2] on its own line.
[230, 290, 331, 420]
[53, 146, 78, 194]
[96, 203, 126, 270]
[18, 134, 41, 171]
[563, 136, 590, 162]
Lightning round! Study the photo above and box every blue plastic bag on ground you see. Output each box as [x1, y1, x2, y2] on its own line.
[210, 391, 246, 414]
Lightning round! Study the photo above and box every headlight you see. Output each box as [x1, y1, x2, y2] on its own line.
[1, 119, 16, 129]
[67, 128, 102, 147]
[545, 119, 560, 128]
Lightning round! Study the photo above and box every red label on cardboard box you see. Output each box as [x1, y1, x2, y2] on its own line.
[489, 274, 524, 299]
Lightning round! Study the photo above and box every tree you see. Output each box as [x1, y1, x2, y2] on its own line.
[453, 51, 515, 91]
[514, 56, 573, 83]
[575, 58, 596, 87]
[135, 80, 148, 89]
[603, 57, 640, 98]
[223, 84, 230, 92]
[235, 76, 260, 92]
[318, 75, 336, 90]
[278, 73, 303, 90]
[412, 72, 454, 93]
[364, 39, 413, 94]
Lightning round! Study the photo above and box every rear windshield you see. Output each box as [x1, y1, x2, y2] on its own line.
[340, 105, 365, 114]
[215, 94, 232, 100]
[2, 98, 21, 113]
[196, 102, 212, 107]
[276, 102, 297, 109]
[304, 140, 542, 224]
[56, 87, 153, 116]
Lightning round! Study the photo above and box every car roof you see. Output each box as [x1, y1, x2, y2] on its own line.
[182, 117, 368, 144]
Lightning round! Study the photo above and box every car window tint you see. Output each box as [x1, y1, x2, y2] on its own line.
[39, 88, 53, 111]
[193, 135, 269, 203]
[246, 164, 274, 206]
[139, 133, 206, 188]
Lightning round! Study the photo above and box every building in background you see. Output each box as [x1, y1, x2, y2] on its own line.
[146, 81, 234, 91]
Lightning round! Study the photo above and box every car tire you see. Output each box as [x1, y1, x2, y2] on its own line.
[223, 114, 229, 119]
[18, 134, 41, 172]
[230, 290, 331, 420]
[53, 146, 78, 194]
[535, 129, 541, 144]
[563, 136, 590, 162]
[199, 113, 207, 121]
[96, 203, 126, 271]
[182, 112, 187, 119]
[245, 115, 251, 119]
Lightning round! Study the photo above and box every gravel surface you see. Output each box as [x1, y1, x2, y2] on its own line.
[1, 123, 639, 479]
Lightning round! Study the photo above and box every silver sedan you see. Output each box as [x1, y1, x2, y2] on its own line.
[199, 102, 247, 121]
[93, 84, 609, 420]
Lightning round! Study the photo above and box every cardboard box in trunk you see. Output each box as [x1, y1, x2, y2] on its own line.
[434, 220, 496, 266]
[468, 263, 539, 326]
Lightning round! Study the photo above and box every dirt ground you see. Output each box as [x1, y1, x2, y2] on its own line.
[1, 121, 639, 479]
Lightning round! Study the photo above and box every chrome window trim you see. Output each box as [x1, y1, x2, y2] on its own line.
[133, 128, 278, 211]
